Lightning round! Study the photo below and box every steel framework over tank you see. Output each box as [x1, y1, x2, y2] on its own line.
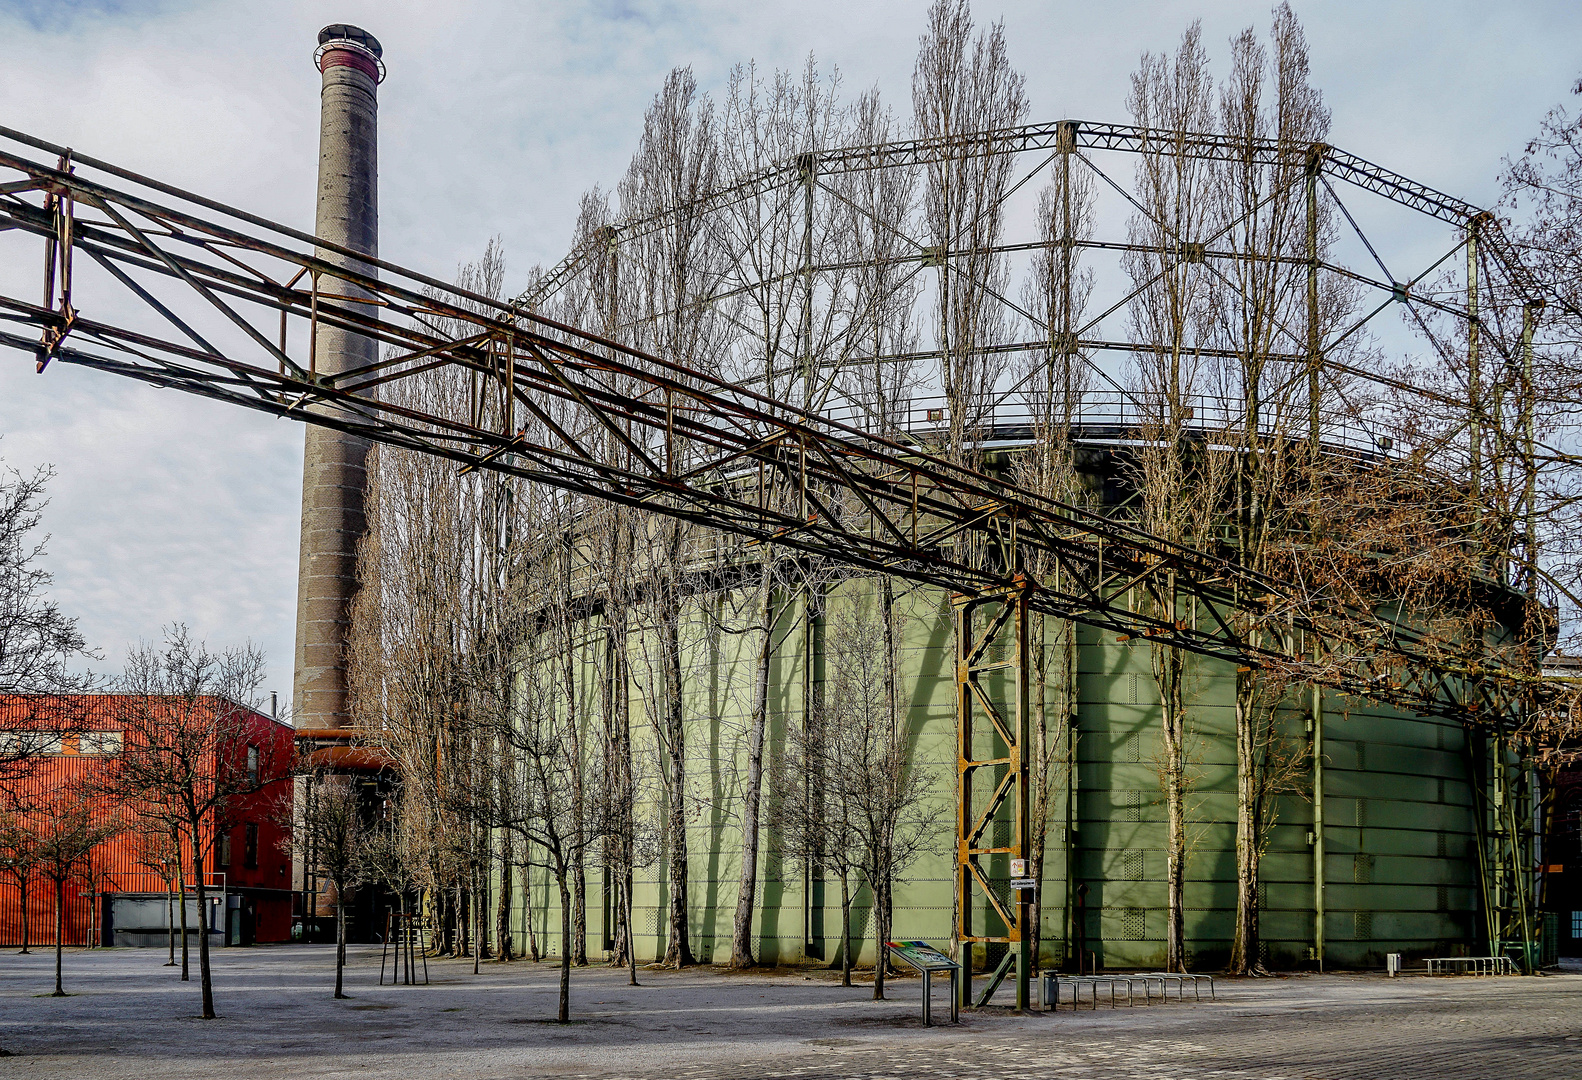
[527, 116, 1562, 983]
[0, 118, 1557, 995]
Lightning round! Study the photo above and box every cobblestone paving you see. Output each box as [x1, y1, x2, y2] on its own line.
[552, 971, 1582, 1080]
[0, 948, 1577, 1079]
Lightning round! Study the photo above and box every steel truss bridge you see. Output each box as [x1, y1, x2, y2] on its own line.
[0, 118, 1553, 1001]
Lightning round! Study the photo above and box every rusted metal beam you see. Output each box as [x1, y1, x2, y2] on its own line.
[0, 126, 1547, 731]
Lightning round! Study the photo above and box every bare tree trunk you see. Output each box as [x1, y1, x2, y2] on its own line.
[335, 894, 347, 999]
[497, 823, 514, 960]
[660, 574, 695, 969]
[839, 871, 853, 988]
[558, 873, 572, 1023]
[1230, 672, 1261, 975]
[1161, 645, 1187, 973]
[572, 855, 587, 967]
[872, 877, 889, 1000]
[730, 563, 775, 968]
[625, 872, 639, 986]
[165, 877, 176, 966]
[609, 877, 627, 969]
[663, 721, 693, 968]
[523, 856, 541, 961]
[51, 878, 63, 996]
[602, 593, 637, 978]
[19, 872, 29, 954]
[1155, 578, 1188, 973]
[472, 866, 482, 975]
[482, 829, 493, 962]
[177, 856, 189, 981]
[192, 850, 214, 1018]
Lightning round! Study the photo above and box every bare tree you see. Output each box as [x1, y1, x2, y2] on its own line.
[913, 0, 1027, 470]
[781, 583, 942, 999]
[541, 189, 650, 979]
[31, 788, 119, 996]
[98, 628, 288, 1019]
[1123, 20, 1221, 974]
[0, 457, 96, 792]
[288, 771, 366, 998]
[349, 240, 526, 970]
[0, 810, 39, 954]
[773, 703, 864, 987]
[501, 606, 618, 1022]
[713, 54, 851, 971]
[616, 67, 725, 969]
[130, 824, 182, 966]
[1209, 7, 1332, 975]
[1013, 127, 1098, 972]
[1503, 70, 1582, 676]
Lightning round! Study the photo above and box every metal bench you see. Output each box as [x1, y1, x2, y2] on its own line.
[1425, 956, 1519, 976]
[1135, 971, 1216, 1000]
[1040, 971, 1213, 1010]
[1042, 973, 1125, 1010]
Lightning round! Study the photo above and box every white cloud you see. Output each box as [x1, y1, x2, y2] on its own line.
[0, 0, 1577, 694]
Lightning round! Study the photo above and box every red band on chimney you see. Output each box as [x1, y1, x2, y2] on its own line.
[319, 46, 379, 82]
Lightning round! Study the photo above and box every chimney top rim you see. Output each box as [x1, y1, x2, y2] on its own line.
[318, 24, 382, 58]
[315, 25, 385, 84]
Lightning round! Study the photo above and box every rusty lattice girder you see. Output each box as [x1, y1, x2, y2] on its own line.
[0, 124, 1543, 727]
[954, 583, 1032, 1008]
[520, 118, 1554, 317]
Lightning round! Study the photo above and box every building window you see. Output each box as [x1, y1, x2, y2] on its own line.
[246, 745, 259, 785]
[0, 731, 63, 755]
[78, 731, 123, 755]
[218, 830, 232, 868]
[244, 823, 259, 870]
[1572, 911, 1582, 939]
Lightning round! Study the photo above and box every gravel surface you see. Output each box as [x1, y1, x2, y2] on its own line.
[0, 946, 1578, 1079]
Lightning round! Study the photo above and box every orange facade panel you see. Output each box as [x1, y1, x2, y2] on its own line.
[0, 695, 296, 946]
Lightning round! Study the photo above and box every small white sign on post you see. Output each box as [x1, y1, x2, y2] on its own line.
[1010, 859, 1026, 878]
[1011, 877, 1037, 891]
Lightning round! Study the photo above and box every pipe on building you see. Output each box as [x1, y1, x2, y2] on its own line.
[292, 24, 383, 730]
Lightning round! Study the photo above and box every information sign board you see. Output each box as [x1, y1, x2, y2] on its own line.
[886, 940, 958, 972]
[1011, 877, 1037, 890]
[886, 941, 960, 1026]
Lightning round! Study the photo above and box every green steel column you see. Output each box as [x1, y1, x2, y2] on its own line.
[1015, 592, 1031, 1011]
[1520, 302, 1541, 594]
[1492, 733, 1508, 950]
[1510, 754, 1535, 971]
[1467, 217, 1481, 516]
[800, 153, 815, 410]
[1306, 145, 1321, 454]
[1064, 622, 1079, 972]
[1311, 674, 1325, 971]
[955, 597, 974, 1010]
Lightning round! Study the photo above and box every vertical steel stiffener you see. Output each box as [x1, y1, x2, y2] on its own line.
[954, 581, 1032, 1009]
[1304, 147, 1326, 971]
[1467, 729, 1538, 969]
[293, 25, 383, 730]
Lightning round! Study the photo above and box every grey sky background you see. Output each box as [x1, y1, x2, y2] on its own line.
[0, 0, 1577, 707]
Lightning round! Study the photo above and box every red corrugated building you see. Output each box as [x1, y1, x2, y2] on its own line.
[0, 695, 295, 948]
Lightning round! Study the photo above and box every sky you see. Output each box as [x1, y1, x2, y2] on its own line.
[0, 0, 1578, 706]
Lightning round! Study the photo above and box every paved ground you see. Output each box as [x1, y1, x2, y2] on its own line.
[0, 946, 1577, 1079]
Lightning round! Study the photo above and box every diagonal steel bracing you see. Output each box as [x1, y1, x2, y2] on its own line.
[0, 124, 1547, 725]
[0, 118, 1556, 988]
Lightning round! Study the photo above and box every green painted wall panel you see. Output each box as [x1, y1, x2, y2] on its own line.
[495, 575, 1495, 973]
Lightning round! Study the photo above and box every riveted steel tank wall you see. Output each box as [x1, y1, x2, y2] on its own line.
[494, 577, 1493, 971]
[292, 31, 380, 730]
